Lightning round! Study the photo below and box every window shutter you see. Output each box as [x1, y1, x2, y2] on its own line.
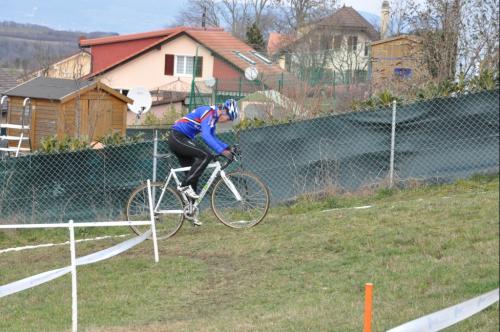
[165, 54, 174, 75]
[333, 35, 342, 50]
[348, 36, 358, 51]
[195, 57, 203, 77]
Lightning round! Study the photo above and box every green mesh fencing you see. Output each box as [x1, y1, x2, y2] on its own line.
[0, 90, 498, 224]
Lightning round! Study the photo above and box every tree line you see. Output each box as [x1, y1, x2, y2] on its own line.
[0, 21, 115, 72]
[174, 0, 499, 83]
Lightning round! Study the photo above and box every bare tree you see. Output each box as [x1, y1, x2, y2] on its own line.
[408, 0, 499, 81]
[250, 0, 271, 26]
[33, 41, 58, 77]
[273, 0, 337, 31]
[328, 39, 368, 86]
[457, 0, 499, 76]
[409, 0, 462, 82]
[173, 0, 220, 28]
[388, 0, 416, 36]
[220, 0, 251, 39]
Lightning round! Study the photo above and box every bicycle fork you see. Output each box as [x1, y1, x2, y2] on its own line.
[220, 171, 242, 201]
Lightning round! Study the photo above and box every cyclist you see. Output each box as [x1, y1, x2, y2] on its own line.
[168, 99, 239, 200]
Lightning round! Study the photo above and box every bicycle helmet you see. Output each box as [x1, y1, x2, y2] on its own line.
[223, 99, 239, 121]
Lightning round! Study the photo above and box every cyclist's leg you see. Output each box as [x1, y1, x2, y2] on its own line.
[177, 155, 194, 184]
[168, 131, 213, 192]
[185, 154, 212, 192]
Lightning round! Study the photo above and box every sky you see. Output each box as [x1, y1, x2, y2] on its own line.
[0, 0, 383, 34]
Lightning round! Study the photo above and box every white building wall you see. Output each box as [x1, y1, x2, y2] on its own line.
[99, 35, 215, 91]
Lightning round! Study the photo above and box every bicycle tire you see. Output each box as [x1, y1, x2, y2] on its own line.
[211, 172, 270, 229]
[126, 182, 185, 240]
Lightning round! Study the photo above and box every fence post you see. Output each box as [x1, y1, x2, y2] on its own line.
[238, 76, 242, 98]
[389, 100, 397, 188]
[152, 131, 158, 206]
[152, 130, 158, 183]
[69, 220, 78, 332]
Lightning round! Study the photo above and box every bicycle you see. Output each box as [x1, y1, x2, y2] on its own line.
[125, 146, 270, 239]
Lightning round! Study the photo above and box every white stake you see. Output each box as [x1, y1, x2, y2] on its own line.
[69, 220, 78, 332]
[147, 180, 159, 263]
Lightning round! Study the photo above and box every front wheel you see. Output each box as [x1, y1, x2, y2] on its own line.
[126, 182, 185, 240]
[211, 172, 270, 228]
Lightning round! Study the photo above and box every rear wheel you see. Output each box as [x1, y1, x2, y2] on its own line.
[126, 182, 185, 240]
[211, 172, 270, 228]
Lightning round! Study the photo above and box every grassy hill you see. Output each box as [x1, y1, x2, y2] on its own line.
[0, 21, 116, 72]
[0, 175, 498, 331]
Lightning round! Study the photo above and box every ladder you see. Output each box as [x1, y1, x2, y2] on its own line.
[0, 96, 32, 158]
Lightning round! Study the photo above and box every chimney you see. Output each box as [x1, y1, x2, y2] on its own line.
[202, 6, 207, 29]
[381, 0, 390, 39]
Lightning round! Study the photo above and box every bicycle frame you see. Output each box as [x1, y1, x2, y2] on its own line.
[153, 160, 242, 215]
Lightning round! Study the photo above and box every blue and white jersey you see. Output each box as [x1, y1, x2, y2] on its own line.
[171, 105, 229, 154]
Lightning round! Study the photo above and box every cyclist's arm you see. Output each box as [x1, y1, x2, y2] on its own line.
[210, 126, 230, 151]
[200, 113, 228, 154]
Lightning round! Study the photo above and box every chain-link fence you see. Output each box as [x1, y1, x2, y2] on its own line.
[187, 72, 370, 118]
[0, 89, 498, 224]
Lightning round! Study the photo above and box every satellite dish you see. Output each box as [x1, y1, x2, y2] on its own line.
[245, 66, 259, 81]
[127, 87, 152, 117]
[205, 76, 216, 88]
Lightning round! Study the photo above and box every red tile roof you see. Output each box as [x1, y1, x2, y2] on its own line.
[315, 6, 379, 40]
[267, 32, 295, 56]
[79, 27, 183, 46]
[187, 29, 283, 75]
[79, 27, 284, 78]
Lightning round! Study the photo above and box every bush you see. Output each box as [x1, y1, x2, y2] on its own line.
[39, 135, 90, 154]
[353, 68, 499, 111]
[38, 132, 145, 154]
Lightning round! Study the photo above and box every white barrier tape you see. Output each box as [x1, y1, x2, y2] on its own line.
[387, 288, 499, 332]
[322, 205, 373, 213]
[320, 192, 494, 215]
[76, 230, 150, 266]
[0, 230, 151, 298]
[0, 234, 130, 255]
[0, 267, 71, 298]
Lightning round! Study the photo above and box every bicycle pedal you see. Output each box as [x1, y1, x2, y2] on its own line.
[191, 219, 203, 226]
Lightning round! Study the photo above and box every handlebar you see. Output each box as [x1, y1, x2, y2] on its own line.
[219, 144, 240, 170]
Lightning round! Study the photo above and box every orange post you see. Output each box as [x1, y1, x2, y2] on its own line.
[364, 283, 374, 332]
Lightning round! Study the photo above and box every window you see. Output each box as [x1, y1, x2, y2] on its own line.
[348, 36, 358, 51]
[174, 55, 203, 77]
[364, 42, 370, 56]
[333, 35, 342, 50]
[250, 51, 272, 64]
[394, 67, 412, 78]
[234, 51, 256, 65]
[320, 34, 332, 50]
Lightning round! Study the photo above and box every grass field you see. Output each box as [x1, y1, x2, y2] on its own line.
[1, 175, 499, 331]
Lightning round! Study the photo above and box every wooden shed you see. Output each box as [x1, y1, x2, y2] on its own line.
[370, 35, 429, 92]
[2, 77, 132, 150]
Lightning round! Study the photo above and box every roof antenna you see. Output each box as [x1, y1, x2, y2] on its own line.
[202, 6, 207, 29]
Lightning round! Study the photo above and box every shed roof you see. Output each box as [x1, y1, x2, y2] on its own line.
[3, 77, 132, 103]
[0, 68, 24, 94]
[371, 35, 422, 46]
